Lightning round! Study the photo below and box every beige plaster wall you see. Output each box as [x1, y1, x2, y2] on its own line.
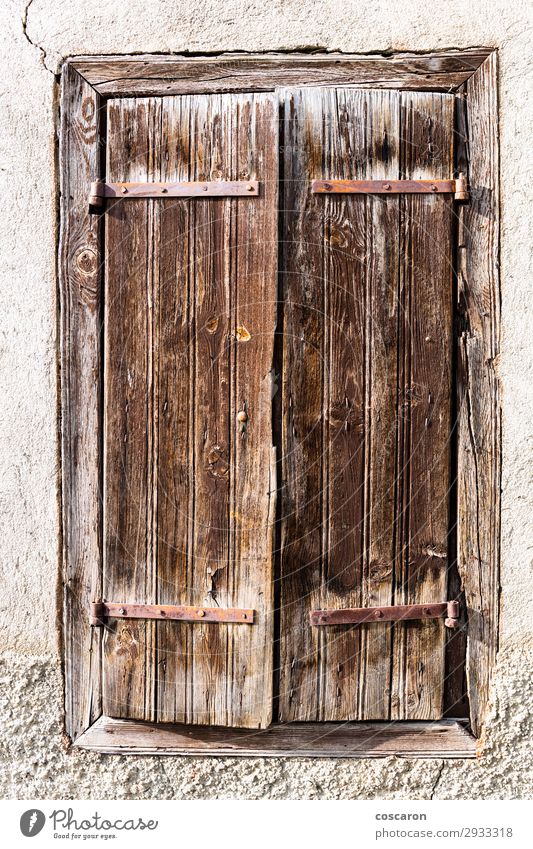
[0, 0, 531, 798]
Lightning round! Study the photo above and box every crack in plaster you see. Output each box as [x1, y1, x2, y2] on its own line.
[430, 761, 446, 799]
[22, 0, 53, 73]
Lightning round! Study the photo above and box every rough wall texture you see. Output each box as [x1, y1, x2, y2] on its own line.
[0, 0, 532, 799]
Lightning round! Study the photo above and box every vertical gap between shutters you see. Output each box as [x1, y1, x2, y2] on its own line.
[444, 93, 469, 719]
[271, 95, 284, 725]
[97, 98, 107, 717]
[318, 94, 328, 722]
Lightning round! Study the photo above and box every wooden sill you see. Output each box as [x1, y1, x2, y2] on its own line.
[74, 716, 477, 758]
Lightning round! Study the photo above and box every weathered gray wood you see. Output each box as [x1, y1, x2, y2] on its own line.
[229, 94, 278, 728]
[103, 93, 277, 729]
[104, 97, 161, 721]
[391, 92, 455, 720]
[456, 52, 500, 738]
[70, 50, 491, 97]
[76, 715, 477, 758]
[59, 64, 103, 741]
[155, 96, 193, 724]
[361, 92, 400, 718]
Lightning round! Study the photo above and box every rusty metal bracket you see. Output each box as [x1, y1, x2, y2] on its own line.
[89, 178, 259, 210]
[90, 601, 254, 626]
[312, 173, 468, 201]
[310, 601, 460, 629]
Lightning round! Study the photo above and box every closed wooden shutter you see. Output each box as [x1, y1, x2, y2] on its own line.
[103, 93, 278, 728]
[100, 86, 457, 730]
[279, 88, 454, 722]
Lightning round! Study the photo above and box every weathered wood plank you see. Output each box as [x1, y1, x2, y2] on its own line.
[70, 50, 491, 97]
[187, 93, 234, 726]
[103, 97, 161, 720]
[76, 715, 477, 758]
[456, 52, 500, 738]
[155, 96, 194, 723]
[59, 64, 103, 741]
[278, 88, 326, 722]
[360, 92, 400, 719]
[229, 93, 278, 728]
[391, 92, 455, 720]
[319, 88, 367, 722]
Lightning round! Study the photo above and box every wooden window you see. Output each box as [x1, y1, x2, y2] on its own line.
[60, 50, 499, 757]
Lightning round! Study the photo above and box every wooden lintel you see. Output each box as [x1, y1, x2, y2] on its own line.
[69, 50, 492, 97]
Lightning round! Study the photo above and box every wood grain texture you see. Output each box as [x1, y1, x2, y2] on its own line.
[103, 93, 277, 728]
[104, 97, 161, 721]
[59, 64, 103, 741]
[76, 715, 476, 758]
[456, 53, 500, 738]
[70, 50, 491, 97]
[155, 96, 193, 724]
[278, 88, 326, 722]
[391, 92, 455, 720]
[279, 88, 455, 722]
[279, 88, 400, 721]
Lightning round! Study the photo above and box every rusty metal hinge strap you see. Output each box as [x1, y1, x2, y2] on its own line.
[89, 179, 259, 209]
[310, 601, 460, 628]
[312, 174, 468, 201]
[90, 601, 254, 626]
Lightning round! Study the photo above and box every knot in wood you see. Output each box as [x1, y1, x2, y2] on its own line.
[75, 247, 97, 276]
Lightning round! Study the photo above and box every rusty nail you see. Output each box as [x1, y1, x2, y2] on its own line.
[161, 187, 168, 193]
[203, 185, 208, 191]
[197, 610, 205, 617]
[242, 613, 247, 620]
[121, 187, 128, 194]
[237, 410, 248, 423]
[383, 183, 391, 190]
[160, 609, 166, 616]
[431, 184, 438, 192]
[119, 607, 127, 615]
[423, 607, 431, 615]
[247, 184, 255, 192]
[374, 610, 384, 619]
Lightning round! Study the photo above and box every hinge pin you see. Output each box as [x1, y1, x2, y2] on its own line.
[454, 172, 469, 201]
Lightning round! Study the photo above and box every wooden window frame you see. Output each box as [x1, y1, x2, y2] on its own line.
[60, 49, 499, 758]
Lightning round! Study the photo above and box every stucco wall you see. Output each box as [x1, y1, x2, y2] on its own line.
[1, 0, 531, 799]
